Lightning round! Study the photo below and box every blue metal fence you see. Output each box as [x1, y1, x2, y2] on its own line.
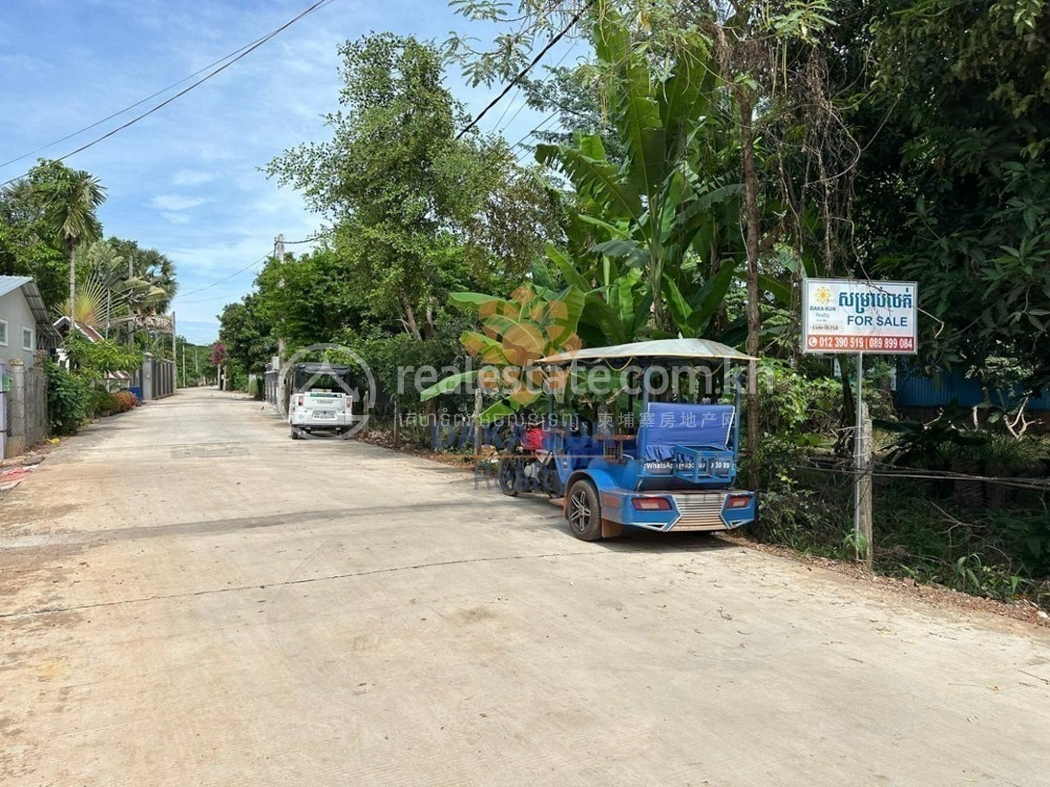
[896, 368, 1050, 411]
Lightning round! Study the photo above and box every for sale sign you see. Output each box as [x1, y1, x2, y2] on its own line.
[802, 278, 918, 354]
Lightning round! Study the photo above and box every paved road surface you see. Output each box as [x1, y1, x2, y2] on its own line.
[2, 388, 1048, 786]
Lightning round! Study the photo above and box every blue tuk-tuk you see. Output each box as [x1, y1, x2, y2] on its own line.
[533, 338, 758, 541]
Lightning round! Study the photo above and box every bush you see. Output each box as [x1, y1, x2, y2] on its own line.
[45, 361, 89, 435]
[111, 390, 139, 412]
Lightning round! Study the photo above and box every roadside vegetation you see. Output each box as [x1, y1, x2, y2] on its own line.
[210, 0, 1049, 609]
[1, 159, 187, 433]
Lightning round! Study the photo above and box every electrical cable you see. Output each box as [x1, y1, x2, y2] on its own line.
[0, 27, 284, 170]
[455, 0, 594, 141]
[171, 254, 268, 302]
[1, 0, 338, 187]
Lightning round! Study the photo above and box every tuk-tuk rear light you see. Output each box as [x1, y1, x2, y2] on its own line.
[726, 494, 752, 509]
[632, 497, 672, 511]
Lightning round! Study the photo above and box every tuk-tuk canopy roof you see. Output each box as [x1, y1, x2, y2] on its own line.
[294, 362, 352, 375]
[541, 338, 756, 366]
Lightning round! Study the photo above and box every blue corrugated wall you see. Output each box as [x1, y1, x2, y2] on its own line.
[896, 368, 1050, 411]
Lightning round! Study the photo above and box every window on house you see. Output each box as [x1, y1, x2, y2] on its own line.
[22, 326, 33, 351]
[0, 319, 7, 346]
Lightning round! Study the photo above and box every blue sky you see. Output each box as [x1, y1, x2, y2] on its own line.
[0, 0, 576, 343]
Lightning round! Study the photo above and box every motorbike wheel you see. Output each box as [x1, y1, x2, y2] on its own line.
[497, 458, 520, 497]
[542, 462, 565, 498]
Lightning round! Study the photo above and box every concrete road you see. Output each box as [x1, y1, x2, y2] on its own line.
[2, 389, 1048, 786]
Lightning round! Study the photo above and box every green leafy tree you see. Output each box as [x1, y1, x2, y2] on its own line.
[64, 332, 143, 380]
[19, 160, 107, 317]
[536, 7, 743, 340]
[108, 238, 179, 314]
[855, 0, 1050, 389]
[421, 283, 585, 420]
[0, 173, 75, 309]
[217, 294, 276, 380]
[267, 33, 554, 341]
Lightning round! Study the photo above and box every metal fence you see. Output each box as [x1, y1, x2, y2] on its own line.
[152, 357, 176, 399]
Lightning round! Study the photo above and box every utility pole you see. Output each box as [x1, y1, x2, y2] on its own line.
[275, 234, 288, 414]
[171, 312, 177, 390]
[275, 232, 287, 365]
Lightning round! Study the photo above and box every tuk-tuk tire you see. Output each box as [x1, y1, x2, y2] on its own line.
[566, 479, 603, 541]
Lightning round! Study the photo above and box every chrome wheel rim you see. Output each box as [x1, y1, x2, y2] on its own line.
[568, 490, 592, 533]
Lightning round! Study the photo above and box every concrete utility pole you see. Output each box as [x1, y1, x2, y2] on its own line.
[171, 312, 177, 390]
[275, 234, 288, 414]
[275, 233, 286, 367]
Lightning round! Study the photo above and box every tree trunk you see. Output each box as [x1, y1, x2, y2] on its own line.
[68, 244, 77, 319]
[740, 92, 762, 486]
[403, 301, 423, 341]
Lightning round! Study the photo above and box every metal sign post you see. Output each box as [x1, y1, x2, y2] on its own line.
[853, 352, 872, 566]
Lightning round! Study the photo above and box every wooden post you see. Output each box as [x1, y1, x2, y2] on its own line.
[392, 395, 400, 448]
[859, 401, 873, 569]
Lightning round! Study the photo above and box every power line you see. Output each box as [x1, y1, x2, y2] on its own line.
[1, 0, 338, 187]
[172, 231, 328, 304]
[171, 254, 268, 302]
[0, 29, 282, 170]
[455, 0, 594, 142]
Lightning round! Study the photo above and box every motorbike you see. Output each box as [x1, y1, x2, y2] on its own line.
[496, 425, 565, 498]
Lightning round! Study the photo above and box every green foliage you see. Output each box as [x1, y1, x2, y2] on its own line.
[107, 238, 178, 313]
[64, 333, 143, 379]
[753, 359, 841, 443]
[266, 33, 554, 341]
[344, 321, 466, 406]
[44, 360, 89, 435]
[856, 0, 1050, 388]
[536, 7, 744, 338]
[217, 293, 275, 379]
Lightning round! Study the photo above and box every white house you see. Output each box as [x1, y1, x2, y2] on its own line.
[0, 275, 60, 364]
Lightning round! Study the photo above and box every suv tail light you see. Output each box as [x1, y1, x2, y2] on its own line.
[345, 397, 352, 410]
[725, 494, 751, 509]
[296, 395, 304, 407]
[632, 497, 672, 511]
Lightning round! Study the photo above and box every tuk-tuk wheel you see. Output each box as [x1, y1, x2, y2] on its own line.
[566, 479, 603, 541]
[497, 458, 519, 497]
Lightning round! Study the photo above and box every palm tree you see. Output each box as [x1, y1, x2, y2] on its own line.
[36, 167, 106, 317]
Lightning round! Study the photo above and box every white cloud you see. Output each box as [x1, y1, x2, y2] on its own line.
[161, 212, 192, 225]
[152, 194, 208, 211]
[171, 169, 215, 186]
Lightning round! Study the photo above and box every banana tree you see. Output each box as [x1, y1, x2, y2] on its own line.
[419, 283, 585, 420]
[535, 5, 743, 341]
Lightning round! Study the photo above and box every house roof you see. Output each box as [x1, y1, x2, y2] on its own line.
[53, 315, 105, 343]
[0, 275, 61, 343]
